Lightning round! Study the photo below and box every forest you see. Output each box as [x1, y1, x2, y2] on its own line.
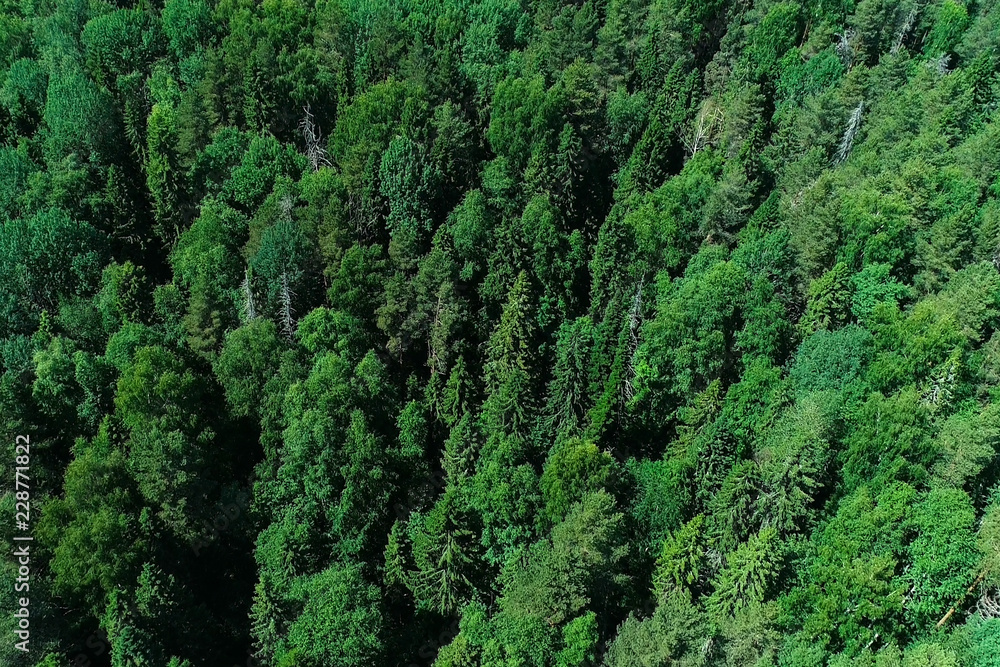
[2, 0, 1000, 664]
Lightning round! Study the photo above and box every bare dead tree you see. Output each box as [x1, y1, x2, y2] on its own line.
[623, 280, 644, 402]
[279, 272, 296, 340]
[891, 7, 918, 54]
[834, 101, 864, 166]
[978, 590, 1000, 619]
[862, 633, 881, 652]
[680, 100, 724, 157]
[927, 52, 952, 75]
[239, 268, 257, 324]
[835, 28, 855, 68]
[279, 193, 295, 220]
[299, 104, 331, 172]
[924, 352, 959, 407]
[701, 637, 715, 661]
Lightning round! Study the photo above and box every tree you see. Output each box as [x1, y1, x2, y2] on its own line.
[10, 0, 1000, 664]
[540, 438, 614, 525]
[114, 345, 218, 537]
[215, 318, 284, 418]
[545, 317, 596, 438]
[708, 527, 782, 620]
[1, 59, 47, 137]
[851, 263, 909, 323]
[789, 325, 873, 397]
[905, 488, 979, 628]
[603, 588, 707, 667]
[791, 482, 915, 654]
[755, 392, 837, 537]
[42, 63, 120, 164]
[37, 441, 147, 616]
[652, 514, 705, 598]
[0, 207, 107, 336]
[798, 262, 852, 336]
[161, 0, 212, 61]
[494, 491, 629, 652]
[81, 9, 165, 87]
[330, 79, 421, 227]
[634, 248, 749, 418]
[408, 487, 479, 615]
[931, 406, 1000, 493]
[282, 563, 384, 667]
[250, 219, 322, 335]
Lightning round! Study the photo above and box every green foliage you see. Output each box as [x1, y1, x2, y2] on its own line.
[790, 325, 872, 396]
[42, 63, 120, 163]
[1, 58, 46, 136]
[37, 442, 147, 615]
[925, 0, 969, 57]
[483, 490, 629, 659]
[652, 514, 705, 598]
[603, 589, 706, 667]
[81, 9, 165, 86]
[708, 526, 783, 619]
[904, 488, 979, 628]
[7, 1, 1000, 665]
[408, 486, 478, 615]
[851, 263, 910, 323]
[162, 0, 211, 60]
[0, 207, 106, 336]
[540, 438, 614, 524]
[215, 318, 284, 417]
[283, 563, 383, 667]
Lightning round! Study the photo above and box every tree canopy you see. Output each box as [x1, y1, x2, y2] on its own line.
[4, 0, 1000, 665]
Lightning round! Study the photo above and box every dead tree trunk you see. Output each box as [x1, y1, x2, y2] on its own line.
[935, 569, 988, 630]
[834, 101, 864, 166]
[300, 104, 331, 172]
